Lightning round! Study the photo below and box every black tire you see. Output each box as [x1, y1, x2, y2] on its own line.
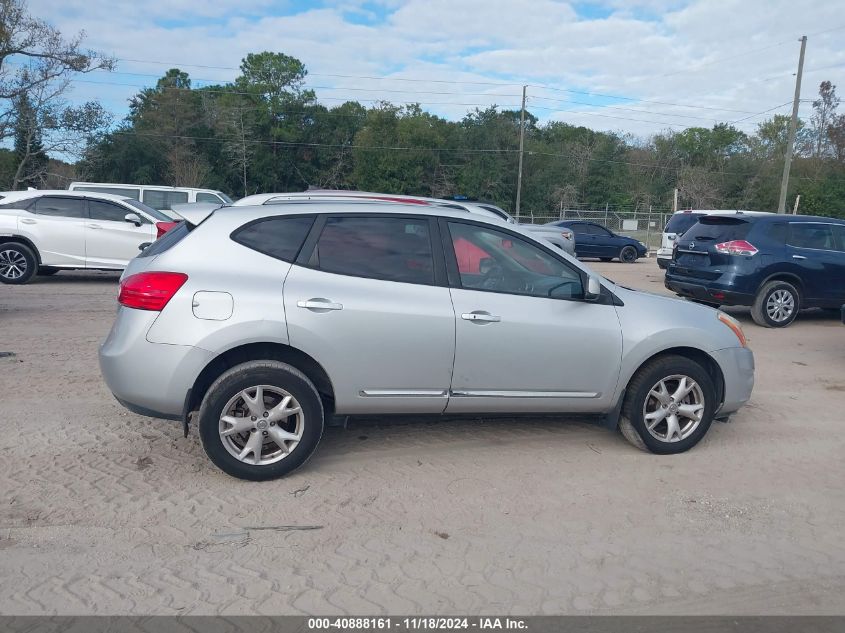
[619, 355, 716, 455]
[38, 266, 60, 276]
[657, 259, 669, 270]
[599, 257, 613, 262]
[0, 242, 38, 285]
[619, 245, 638, 263]
[750, 280, 800, 328]
[198, 360, 325, 481]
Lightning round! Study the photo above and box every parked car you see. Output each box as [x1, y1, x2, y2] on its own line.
[68, 182, 233, 219]
[657, 210, 769, 269]
[545, 220, 647, 262]
[100, 198, 754, 480]
[665, 213, 845, 327]
[0, 190, 176, 284]
[231, 191, 576, 255]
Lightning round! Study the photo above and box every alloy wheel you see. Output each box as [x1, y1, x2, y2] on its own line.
[642, 374, 705, 443]
[766, 289, 795, 323]
[219, 385, 304, 466]
[0, 249, 27, 280]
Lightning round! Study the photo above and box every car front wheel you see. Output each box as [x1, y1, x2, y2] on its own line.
[198, 360, 325, 480]
[0, 242, 37, 284]
[751, 280, 800, 327]
[619, 355, 716, 454]
[619, 245, 638, 263]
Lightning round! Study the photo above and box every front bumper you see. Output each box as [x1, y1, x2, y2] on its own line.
[665, 276, 754, 306]
[711, 346, 755, 416]
[99, 307, 214, 420]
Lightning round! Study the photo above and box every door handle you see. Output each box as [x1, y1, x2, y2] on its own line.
[792, 254, 806, 260]
[461, 311, 501, 323]
[87, 223, 103, 229]
[20, 218, 36, 225]
[297, 299, 343, 311]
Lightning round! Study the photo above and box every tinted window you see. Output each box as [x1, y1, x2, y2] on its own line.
[448, 222, 583, 299]
[685, 216, 751, 241]
[313, 216, 434, 285]
[586, 224, 611, 236]
[138, 222, 191, 258]
[88, 199, 139, 223]
[75, 186, 141, 200]
[196, 192, 223, 203]
[665, 213, 704, 235]
[125, 199, 171, 222]
[233, 216, 315, 262]
[33, 197, 86, 218]
[569, 223, 589, 234]
[788, 223, 836, 250]
[143, 189, 189, 210]
[765, 222, 789, 243]
[831, 224, 845, 252]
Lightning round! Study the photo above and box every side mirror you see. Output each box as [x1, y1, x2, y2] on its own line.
[584, 275, 602, 302]
[138, 242, 152, 252]
[124, 212, 142, 227]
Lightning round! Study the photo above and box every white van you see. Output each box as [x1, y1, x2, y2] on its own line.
[656, 209, 771, 269]
[68, 182, 233, 219]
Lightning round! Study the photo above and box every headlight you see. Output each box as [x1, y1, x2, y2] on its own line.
[717, 312, 747, 347]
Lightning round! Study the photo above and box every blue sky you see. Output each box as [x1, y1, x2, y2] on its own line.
[23, 0, 845, 137]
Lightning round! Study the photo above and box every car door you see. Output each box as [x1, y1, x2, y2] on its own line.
[24, 197, 87, 267]
[589, 224, 617, 257]
[84, 199, 156, 269]
[283, 214, 456, 414]
[442, 220, 623, 414]
[786, 222, 845, 303]
[569, 223, 594, 257]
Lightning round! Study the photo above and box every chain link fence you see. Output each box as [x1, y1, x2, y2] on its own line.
[516, 205, 672, 253]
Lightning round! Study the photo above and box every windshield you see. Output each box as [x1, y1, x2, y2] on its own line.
[665, 213, 704, 235]
[124, 198, 171, 222]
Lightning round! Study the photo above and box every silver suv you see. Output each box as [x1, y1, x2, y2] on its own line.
[100, 199, 754, 480]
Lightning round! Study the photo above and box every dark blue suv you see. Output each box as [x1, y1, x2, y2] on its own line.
[547, 221, 647, 263]
[665, 214, 845, 327]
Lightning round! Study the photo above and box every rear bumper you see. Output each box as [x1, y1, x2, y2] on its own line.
[664, 276, 754, 306]
[99, 307, 213, 419]
[711, 347, 755, 416]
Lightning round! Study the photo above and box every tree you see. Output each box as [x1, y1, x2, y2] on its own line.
[12, 92, 46, 187]
[811, 81, 839, 158]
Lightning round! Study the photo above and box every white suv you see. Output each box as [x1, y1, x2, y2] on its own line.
[0, 190, 175, 284]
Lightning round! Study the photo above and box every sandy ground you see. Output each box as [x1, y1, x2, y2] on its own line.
[0, 258, 844, 615]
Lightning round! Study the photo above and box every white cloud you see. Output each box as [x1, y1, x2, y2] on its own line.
[23, 0, 845, 138]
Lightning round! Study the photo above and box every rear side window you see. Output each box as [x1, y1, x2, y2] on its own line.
[196, 192, 223, 203]
[75, 186, 141, 200]
[765, 222, 789, 243]
[143, 189, 189, 210]
[138, 222, 190, 258]
[685, 216, 751, 242]
[788, 223, 836, 250]
[32, 197, 87, 218]
[665, 213, 704, 235]
[232, 215, 315, 262]
[311, 216, 434, 285]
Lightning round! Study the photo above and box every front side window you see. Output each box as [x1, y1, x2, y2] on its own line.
[232, 215, 315, 262]
[311, 216, 434, 285]
[32, 197, 86, 218]
[142, 189, 189, 210]
[788, 223, 835, 250]
[448, 222, 583, 300]
[89, 199, 144, 223]
[196, 192, 224, 203]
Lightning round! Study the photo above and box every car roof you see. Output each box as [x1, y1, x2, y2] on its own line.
[0, 189, 134, 204]
[672, 209, 771, 216]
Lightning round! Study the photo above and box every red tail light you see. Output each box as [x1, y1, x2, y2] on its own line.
[118, 272, 188, 311]
[714, 240, 758, 256]
[156, 221, 179, 238]
[560, 230, 573, 240]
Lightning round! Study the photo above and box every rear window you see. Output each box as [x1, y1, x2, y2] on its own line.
[232, 215, 315, 262]
[665, 213, 704, 235]
[683, 216, 751, 242]
[138, 222, 191, 258]
[143, 189, 189, 210]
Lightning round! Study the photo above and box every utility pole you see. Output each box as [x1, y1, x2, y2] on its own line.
[778, 35, 807, 214]
[515, 85, 527, 220]
[673, 188, 679, 213]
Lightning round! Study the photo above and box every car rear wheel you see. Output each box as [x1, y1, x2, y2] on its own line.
[619, 245, 638, 263]
[0, 242, 37, 285]
[751, 280, 799, 328]
[619, 355, 716, 454]
[198, 360, 324, 481]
